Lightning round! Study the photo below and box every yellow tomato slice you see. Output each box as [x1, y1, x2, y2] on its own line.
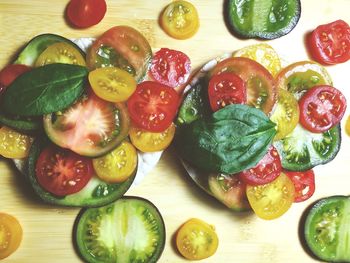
[233, 43, 282, 77]
[246, 172, 295, 220]
[35, 42, 86, 67]
[88, 67, 137, 102]
[270, 89, 300, 141]
[176, 218, 218, 260]
[0, 126, 33, 158]
[161, 0, 200, 40]
[92, 141, 137, 183]
[129, 123, 175, 152]
[0, 213, 23, 260]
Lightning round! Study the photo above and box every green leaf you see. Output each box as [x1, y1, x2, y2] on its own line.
[176, 104, 277, 174]
[2, 63, 88, 116]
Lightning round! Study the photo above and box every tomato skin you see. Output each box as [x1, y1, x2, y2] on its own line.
[308, 20, 350, 65]
[285, 169, 315, 202]
[0, 213, 23, 260]
[0, 64, 31, 95]
[35, 146, 93, 196]
[239, 146, 282, 186]
[127, 81, 180, 132]
[66, 0, 106, 28]
[150, 48, 191, 88]
[299, 85, 347, 133]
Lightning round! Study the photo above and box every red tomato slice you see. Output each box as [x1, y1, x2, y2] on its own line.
[308, 20, 350, 65]
[238, 146, 282, 186]
[299, 85, 347, 133]
[127, 81, 180, 132]
[208, 72, 246, 111]
[66, 0, 107, 28]
[0, 64, 31, 95]
[150, 48, 191, 88]
[35, 146, 93, 196]
[285, 170, 315, 202]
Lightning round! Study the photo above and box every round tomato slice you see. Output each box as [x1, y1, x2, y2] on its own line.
[210, 57, 276, 114]
[0, 126, 33, 159]
[308, 20, 350, 65]
[150, 48, 191, 88]
[127, 81, 180, 132]
[285, 169, 315, 202]
[86, 26, 152, 82]
[35, 145, 93, 196]
[299, 85, 347, 133]
[239, 146, 282, 186]
[43, 92, 130, 157]
[92, 141, 137, 183]
[161, 0, 200, 40]
[208, 72, 246, 111]
[0, 64, 31, 95]
[88, 67, 137, 102]
[0, 213, 22, 260]
[246, 172, 295, 220]
[176, 218, 218, 260]
[66, 0, 106, 28]
[129, 123, 176, 152]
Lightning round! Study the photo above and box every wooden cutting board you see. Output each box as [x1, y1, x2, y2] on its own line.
[0, 1, 349, 262]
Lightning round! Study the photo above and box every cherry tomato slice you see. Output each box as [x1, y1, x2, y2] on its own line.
[308, 20, 350, 65]
[176, 218, 218, 260]
[208, 72, 246, 111]
[299, 85, 347, 133]
[0, 213, 23, 260]
[150, 48, 191, 88]
[127, 81, 180, 132]
[66, 0, 107, 28]
[35, 146, 93, 196]
[0, 126, 33, 159]
[239, 146, 282, 186]
[0, 64, 31, 95]
[285, 169, 315, 202]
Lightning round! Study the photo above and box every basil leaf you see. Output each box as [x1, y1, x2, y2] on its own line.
[2, 63, 88, 116]
[176, 104, 277, 174]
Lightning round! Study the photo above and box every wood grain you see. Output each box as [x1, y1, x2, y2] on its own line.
[0, 0, 350, 262]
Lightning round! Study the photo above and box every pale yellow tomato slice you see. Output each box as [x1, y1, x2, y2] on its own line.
[176, 218, 218, 260]
[35, 42, 86, 67]
[0, 126, 33, 158]
[233, 43, 282, 76]
[92, 141, 137, 183]
[161, 0, 200, 40]
[88, 67, 137, 102]
[0, 213, 23, 260]
[129, 123, 175, 152]
[246, 172, 295, 220]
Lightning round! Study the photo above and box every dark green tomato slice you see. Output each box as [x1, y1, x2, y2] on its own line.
[43, 92, 130, 157]
[0, 113, 41, 134]
[87, 26, 152, 82]
[304, 196, 350, 262]
[276, 61, 333, 100]
[75, 196, 165, 263]
[14, 33, 85, 66]
[26, 138, 135, 207]
[227, 0, 301, 40]
[273, 124, 341, 171]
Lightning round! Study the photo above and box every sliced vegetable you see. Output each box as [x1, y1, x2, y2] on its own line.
[246, 172, 295, 220]
[161, 0, 200, 40]
[0, 213, 23, 260]
[66, 0, 107, 29]
[150, 48, 191, 88]
[0, 64, 31, 95]
[285, 169, 315, 202]
[2, 64, 88, 116]
[86, 26, 152, 82]
[299, 85, 346, 133]
[0, 114, 41, 134]
[92, 141, 137, 183]
[308, 20, 350, 65]
[176, 218, 218, 260]
[44, 92, 130, 157]
[127, 81, 180, 132]
[0, 126, 33, 158]
[89, 67, 136, 102]
[75, 197, 165, 263]
[304, 196, 350, 262]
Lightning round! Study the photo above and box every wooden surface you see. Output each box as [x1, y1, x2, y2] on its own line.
[1, 0, 350, 262]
